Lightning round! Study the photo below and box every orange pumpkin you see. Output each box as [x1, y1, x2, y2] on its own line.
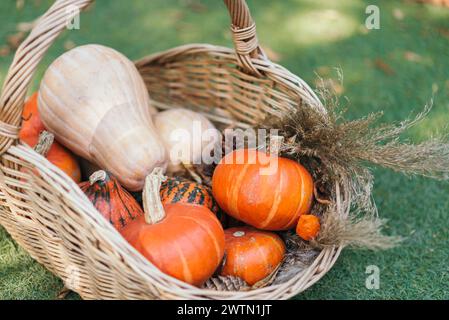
[19, 93, 81, 183]
[120, 168, 225, 286]
[212, 148, 314, 230]
[79, 170, 143, 230]
[296, 214, 320, 241]
[221, 227, 285, 286]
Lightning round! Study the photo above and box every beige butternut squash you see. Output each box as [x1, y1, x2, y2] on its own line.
[38, 45, 166, 191]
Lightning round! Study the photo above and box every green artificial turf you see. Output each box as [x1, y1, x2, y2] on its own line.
[0, 0, 448, 300]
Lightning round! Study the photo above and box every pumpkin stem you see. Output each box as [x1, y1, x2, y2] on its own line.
[233, 231, 245, 237]
[268, 135, 284, 156]
[34, 131, 54, 157]
[143, 167, 167, 224]
[89, 170, 108, 185]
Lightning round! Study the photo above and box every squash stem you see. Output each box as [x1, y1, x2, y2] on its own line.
[143, 167, 167, 224]
[34, 130, 54, 157]
[89, 170, 108, 185]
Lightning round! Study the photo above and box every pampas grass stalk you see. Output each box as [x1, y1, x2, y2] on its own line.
[260, 74, 448, 250]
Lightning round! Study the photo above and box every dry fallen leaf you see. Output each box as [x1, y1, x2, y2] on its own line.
[0, 45, 11, 57]
[416, 0, 449, 7]
[262, 46, 282, 62]
[404, 51, 424, 63]
[64, 40, 76, 51]
[168, 8, 185, 22]
[437, 27, 449, 39]
[16, 0, 25, 10]
[316, 66, 331, 77]
[358, 24, 370, 35]
[374, 58, 396, 76]
[16, 20, 37, 33]
[186, 0, 208, 13]
[393, 8, 405, 20]
[175, 22, 193, 33]
[7, 31, 26, 50]
[432, 83, 439, 94]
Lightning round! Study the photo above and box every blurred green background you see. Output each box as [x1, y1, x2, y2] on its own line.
[1, 0, 448, 300]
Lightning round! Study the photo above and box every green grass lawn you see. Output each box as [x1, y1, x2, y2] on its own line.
[1, 0, 448, 300]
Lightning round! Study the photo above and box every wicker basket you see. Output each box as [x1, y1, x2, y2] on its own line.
[0, 0, 344, 299]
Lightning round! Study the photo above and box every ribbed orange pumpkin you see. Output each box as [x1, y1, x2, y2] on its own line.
[120, 168, 225, 286]
[19, 92, 81, 183]
[221, 227, 286, 285]
[79, 171, 143, 230]
[212, 149, 314, 230]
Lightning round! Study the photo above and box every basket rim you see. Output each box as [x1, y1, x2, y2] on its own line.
[135, 43, 327, 117]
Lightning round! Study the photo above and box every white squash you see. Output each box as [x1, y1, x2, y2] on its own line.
[38, 44, 167, 191]
[153, 108, 221, 173]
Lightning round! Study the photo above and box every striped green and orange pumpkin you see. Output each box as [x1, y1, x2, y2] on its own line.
[129, 177, 223, 219]
[79, 170, 143, 230]
[160, 177, 219, 214]
[212, 149, 314, 231]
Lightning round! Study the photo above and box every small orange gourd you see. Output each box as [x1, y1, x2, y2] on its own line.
[79, 171, 143, 230]
[19, 93, 81, 183]
[221, 227, 286, 286]
[296, 214, 320, 241]
[120, 168, 225, 286]
[212, 148, 314, 230]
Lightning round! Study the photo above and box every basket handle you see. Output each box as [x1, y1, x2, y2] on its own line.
[0, 0, 93, 155]
[0, 0, 264, 155]
[224, 0, 266, 75]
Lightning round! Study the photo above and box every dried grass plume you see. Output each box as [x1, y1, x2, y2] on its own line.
[260, 74, 449, 250]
